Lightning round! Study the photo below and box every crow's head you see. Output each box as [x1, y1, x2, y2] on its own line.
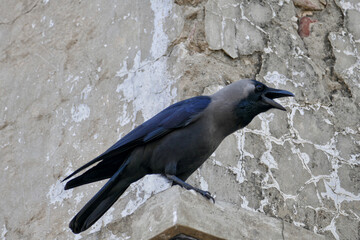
[227, 79, 294, 127]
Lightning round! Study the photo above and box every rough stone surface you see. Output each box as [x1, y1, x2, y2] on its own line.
[85, 185, 325, 240]
[0, 0, 359, 239]
[293, 0, 326, 10]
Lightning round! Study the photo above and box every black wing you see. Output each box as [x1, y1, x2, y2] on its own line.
[63, 96, 211, 182]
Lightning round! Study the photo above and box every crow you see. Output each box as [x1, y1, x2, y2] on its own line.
[63, 79, 294, 233]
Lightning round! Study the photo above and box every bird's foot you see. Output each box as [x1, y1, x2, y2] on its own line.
[196, 189, 215, 203]
[165, 174, 215, 203]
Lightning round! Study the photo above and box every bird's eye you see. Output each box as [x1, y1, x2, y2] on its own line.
[255, 84, 264, 93]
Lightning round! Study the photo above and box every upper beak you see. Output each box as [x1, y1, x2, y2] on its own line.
[261, 87, 294, 111]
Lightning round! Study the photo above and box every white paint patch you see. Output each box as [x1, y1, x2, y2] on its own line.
[71, 104, 90, 122]
[292, 70, 305, 78]
[278, 0, 290, 6]
[324, 118, 333, 125]
[257, 113, 278, 170]
[239, 3, 250, 21]
[258, 197, 269, 212]
[344, 127, 356, 134]
[299, 152, 310, 165]
[173, 210, 178, 224]
[120, 175, 172, 217]
[349, 153, 360, 165]
[291, 34, 297, 40]
[263, 71, 288, 88]
[89, 207, 115, 234]
[221, 17, 225, 47]
[293, 221, 306, 227]
[1, 224, 7, 239]
[43, 0, 49, 4]
[212, 159, 223, 167]
[74, 192, 84, 205]
[47, 180, 73, 206]
[199, 174, 209, 191]
[260, 151, 278, 169]
[229, 161, 246, 183]
[80, 84, 92, 100]
[314, 136, 340, 159]
[293, 204, 298, 214]
[150, 0, 173, 59]
[49, 19, 54, 28]
[116, 104, 131, 127]
[338, 0, 360, 12]
[240, 196, 256, 212]
[321, 216, 340, 240]
[123, 13, 130, 20]
[116, 54, 177, 121]
[264, 46, 273, 53]
[321, 172, 360, 205]
[47, 165, 74, 206]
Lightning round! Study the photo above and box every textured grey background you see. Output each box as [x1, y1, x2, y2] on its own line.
[0, 0, 359, 239]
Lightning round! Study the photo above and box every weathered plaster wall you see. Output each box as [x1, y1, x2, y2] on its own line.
[0, 0, 359, 239]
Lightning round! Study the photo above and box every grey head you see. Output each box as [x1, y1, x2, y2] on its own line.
[212, 79, 294, 129]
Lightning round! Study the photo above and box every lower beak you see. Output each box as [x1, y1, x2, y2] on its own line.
[261, 88, 294, 111]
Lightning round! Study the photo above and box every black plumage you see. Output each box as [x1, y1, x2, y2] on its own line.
[63, 79, 294, 233]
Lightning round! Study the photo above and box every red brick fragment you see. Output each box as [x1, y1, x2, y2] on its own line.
[298, 16, 317, 38]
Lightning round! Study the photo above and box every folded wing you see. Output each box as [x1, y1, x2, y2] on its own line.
[63, 96, 211, 188]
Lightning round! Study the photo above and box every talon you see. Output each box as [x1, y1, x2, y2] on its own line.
[200, 190, 215, 203]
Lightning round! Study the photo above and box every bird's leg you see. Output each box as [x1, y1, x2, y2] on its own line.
[165, 174, 215, 203]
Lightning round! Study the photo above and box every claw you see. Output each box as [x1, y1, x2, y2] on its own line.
[198, 190, 215, 203]
[165, 174, 215, 203]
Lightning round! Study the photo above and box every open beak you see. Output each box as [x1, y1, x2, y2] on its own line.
[261, 87, 294, 111]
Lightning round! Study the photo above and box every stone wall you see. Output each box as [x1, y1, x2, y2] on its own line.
[0, 0, 359, 239]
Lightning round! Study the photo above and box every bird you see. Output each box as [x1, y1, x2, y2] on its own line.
[63, 79, 294, 233]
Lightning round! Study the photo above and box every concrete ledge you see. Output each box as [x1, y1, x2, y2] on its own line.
[89, 186, 325, 240]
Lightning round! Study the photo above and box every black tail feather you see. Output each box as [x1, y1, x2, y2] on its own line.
[64, 157, 127, 190]
[62, 156, 104, 182]
[69, 159, 132, 233]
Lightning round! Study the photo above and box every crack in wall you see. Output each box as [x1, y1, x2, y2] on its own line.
[0, 0, 40, 25]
